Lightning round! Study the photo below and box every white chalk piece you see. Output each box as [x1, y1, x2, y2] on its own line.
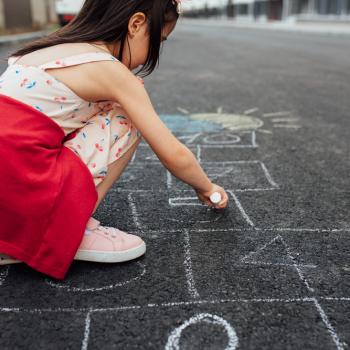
[210, 192, 222, 204]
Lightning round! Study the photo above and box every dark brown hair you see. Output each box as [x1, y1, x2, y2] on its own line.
[9, 0, 179, 77]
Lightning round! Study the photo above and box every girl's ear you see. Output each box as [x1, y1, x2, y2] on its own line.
[128, 12, 147, 37]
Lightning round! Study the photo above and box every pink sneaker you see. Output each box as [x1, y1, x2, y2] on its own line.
[74, 217, 146, 263]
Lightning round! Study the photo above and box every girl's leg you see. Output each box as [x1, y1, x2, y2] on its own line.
[93, 137, 141, 215]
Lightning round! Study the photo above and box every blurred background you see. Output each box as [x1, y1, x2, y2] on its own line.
[0, 0, 349, 34]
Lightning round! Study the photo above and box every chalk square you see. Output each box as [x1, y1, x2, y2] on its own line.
[234, 190, 350, 229]
[282, 232, 350, 297]
[0, 235, 189, 309]
[168, 161, 278, 192]
[0, 311, 86, 349]
[187, 231, 311, 299]
[87, 301, 335, 349]
[123, 191, 250, 232]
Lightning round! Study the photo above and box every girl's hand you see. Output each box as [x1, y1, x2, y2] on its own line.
[195, 183, 229, 209]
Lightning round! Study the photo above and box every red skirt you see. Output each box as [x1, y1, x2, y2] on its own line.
[0, 94, 98, 279]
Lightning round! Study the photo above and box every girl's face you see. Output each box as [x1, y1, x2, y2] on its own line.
[124, 12, 177, 70]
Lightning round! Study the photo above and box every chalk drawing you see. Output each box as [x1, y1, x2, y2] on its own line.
[157, 108, 301, 138]
[241, 235, 317, 269]
[190, 113, 264, 132]
[165, 313, 238, 350]
[203, 134, 241, 145]
[45, 262, 146, 292]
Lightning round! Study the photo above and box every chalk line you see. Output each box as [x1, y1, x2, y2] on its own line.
[196, 145, 201, 163]
[183, 229, 200, 299]
[0, 297, 318, 314]
[81, 311, 91, 350]
[276, 237, 345, 350]
[126, 226, 350, 237]
[45, 262, 146, 292]
[312, 298, 345, 350]
[252, 130, 257, 147]
[176, 107, 190, 115]
[167, 170, 172, 190]
[244, 107, 259, 115]
[271, 118, 300, 123]
[130, 149, 137, 163]
[227, 190, 255, 228]
[241, 261, 317, 268]
[273, 125, 302, 129]
[258, 161, 279, 188]
[279, 235, 314, 293]
[263, 111, 291, 118]
[128, 193, 143, 233]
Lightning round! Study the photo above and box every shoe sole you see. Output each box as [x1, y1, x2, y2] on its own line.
[74, 241, 146, 263]
[0, 257, 22, 265]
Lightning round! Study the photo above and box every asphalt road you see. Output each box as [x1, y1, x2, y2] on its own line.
[0, 20, 350, 349]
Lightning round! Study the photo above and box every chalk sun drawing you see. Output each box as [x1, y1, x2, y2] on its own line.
[176, 106, 301, 134]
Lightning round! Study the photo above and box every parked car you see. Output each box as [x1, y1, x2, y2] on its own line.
[55, 0, 84, 26]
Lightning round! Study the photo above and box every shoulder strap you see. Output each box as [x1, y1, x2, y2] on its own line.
[8, 56, 21, 65]
[38, 52, 119, 70]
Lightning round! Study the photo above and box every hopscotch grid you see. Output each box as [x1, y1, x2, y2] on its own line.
[1, 132, 348, 349]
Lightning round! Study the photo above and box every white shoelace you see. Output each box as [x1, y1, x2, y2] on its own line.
[96, 225, 121, 238]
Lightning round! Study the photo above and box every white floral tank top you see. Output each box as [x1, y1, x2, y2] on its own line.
[0, 51, 120, 136]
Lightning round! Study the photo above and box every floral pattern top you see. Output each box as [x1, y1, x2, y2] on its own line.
[0, 51, 122, 136]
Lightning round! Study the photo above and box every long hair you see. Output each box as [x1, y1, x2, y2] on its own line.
[9, 0, 179, 77]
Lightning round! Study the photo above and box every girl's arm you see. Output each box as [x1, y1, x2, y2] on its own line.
[90, 61, 213, 193]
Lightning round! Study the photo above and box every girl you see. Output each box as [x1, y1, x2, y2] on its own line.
[0, 0, 229, 279]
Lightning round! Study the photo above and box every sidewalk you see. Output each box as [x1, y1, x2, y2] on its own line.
[0, 29, 53, 45]
[179, 17, 350, 36]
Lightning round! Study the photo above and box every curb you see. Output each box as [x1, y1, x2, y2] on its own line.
[0, 30, 52, 45]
